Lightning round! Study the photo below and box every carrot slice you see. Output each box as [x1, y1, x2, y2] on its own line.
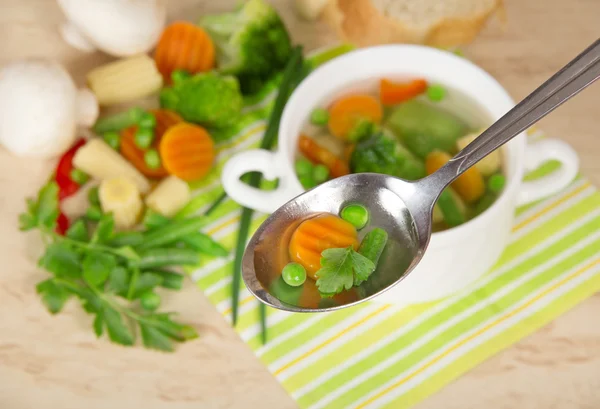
[159, 123, 215, 181]
[119, 109, 182, 178]
[298, 135, 350, 178]
[380, 78, 428, 105]
[154, 22, 215, 82]
[425, 150, 485, 203]
[327, 94, 382, 140]
[288, 214, 359, 280]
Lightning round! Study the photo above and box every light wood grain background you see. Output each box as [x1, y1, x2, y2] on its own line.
[0, 1, 599, 408]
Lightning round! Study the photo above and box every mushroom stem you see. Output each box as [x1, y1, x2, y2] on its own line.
[76, 88, 99, 127]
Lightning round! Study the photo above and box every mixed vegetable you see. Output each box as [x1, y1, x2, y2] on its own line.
[270, 203, 389, 307]
[295, 79, 506, 231]
[13, 0, 305, 351]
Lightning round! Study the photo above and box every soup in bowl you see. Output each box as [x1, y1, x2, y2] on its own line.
[222, 45, 579, 307]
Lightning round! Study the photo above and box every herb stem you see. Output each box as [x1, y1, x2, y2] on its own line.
[127, 267, 140, 300]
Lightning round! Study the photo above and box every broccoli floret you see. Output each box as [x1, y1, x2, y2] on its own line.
[199, 0, 293, 94]
[159, 71, 243, 128]
[350, 129, 426, 181]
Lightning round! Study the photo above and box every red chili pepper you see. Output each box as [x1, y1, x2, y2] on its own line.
[56, 211, 70, 235]
[55, 138, 86, 201]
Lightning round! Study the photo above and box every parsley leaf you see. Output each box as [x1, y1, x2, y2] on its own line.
[38, 243, 82, 278]
[35, 182, 60, 230]
[315, 247, 375, 296]
[107, 267, 130, 294]
[132, 273, 163, 298]
[140, 323, 175, 352]
[103, 304, 135, 346]
[91, 213, 115, 244]
[82, 251, 116, 286]
[65, 219, 89, 242]
[36, 278, 71, 314]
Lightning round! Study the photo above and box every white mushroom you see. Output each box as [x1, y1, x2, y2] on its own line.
[56, 0, 167, 57]
[0, 59, 98, 158]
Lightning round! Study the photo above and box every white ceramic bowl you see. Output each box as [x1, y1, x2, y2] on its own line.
[221, 45, 579, 306]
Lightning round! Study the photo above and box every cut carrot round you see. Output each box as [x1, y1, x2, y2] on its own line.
[120, 109, 182, 178]
[154, 22, 215, 82]
[159, 123, 215, 181]
[327, 94, 383, 140]
[298, 135, 350, 178]
[425, 150, 485, 203]
[380, 78, 428, 105]
[288, 214, 359, 280]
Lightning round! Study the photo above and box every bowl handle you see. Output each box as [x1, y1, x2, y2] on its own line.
[517, 138, 579, 206]
[221, 149, 304, 214]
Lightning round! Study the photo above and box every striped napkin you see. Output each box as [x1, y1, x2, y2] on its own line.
[178, 51, 600, 409]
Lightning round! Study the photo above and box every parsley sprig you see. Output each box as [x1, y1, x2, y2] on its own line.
[315, 247, 375, 297]
[20, 181, 206, 352]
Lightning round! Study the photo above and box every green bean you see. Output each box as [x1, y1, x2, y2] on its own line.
[358, 228, 388, 267]
[144, 270, 185, 290]
[182, 233, 228, 257]
[92, 107, 145, 134]
[142, 210, 171, 230]
[136, 248, 199, 269]
[138, 216, 210, 249]
[109, 231, 145, 247]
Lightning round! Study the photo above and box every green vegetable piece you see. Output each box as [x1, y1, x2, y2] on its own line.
[65, 219, 88, 242]
[138, 216, 210, 249]
[138, 112, 157, 129]
[198, 0, 293, 95]
[171, 69, 191, 84]
[269, 276, 303, 306]
[340, 204, 369, 230]
[36, 278, 71, 314]
[350, 129, 426, 181]
[82, 251, 116, 287]
[103, 305, 135, 346]
[426, 84, 446, 102]
[135, 127, 155, 149]
[87, 186, 100, 206]
[144, 149, 161, 169]
[436, 188, 466, 227]
[140, 291, 160, 311]
[38, 242, 82, 278]
[357, 228, 388, 279]
[19, 181, 59, 231]
[70, 168, 89, 185]
[183, 233, 228, 257]
[91, 213, 115, 243]
[109, 231, 145, 247]
[306, 43, 355, 70]
[299, 173, 317, 190]
[136, 248, 200, 269]
[146, 270, 185, 290]
[142, 209, 171, 230]
[107, 267, 130, 295]
[315, 247, 375, 296]
[347, 119, 376, 142]
[473, 191, 498, 217]
[295, 158, 313, 177]
[92, 107, 145, 134]
[160, 72, 244, 127]
[385, 100, 468, 159]
[103, 131, 121, 150]
[310, 108, 329, 126]
[488, 173, 506, 194]
[282, 262, 306, 287]
[131, 273, 163, 298]
[312, 164, 330, 184]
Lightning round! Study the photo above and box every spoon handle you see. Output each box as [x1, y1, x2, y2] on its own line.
[426, 38, 600, 190]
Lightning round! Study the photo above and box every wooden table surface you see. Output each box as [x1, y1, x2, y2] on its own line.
[1, 1, 599, 408]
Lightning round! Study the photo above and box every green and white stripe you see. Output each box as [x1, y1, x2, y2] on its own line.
[185, 54, 600, 408]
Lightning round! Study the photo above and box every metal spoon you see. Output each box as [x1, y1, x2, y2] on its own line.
[243, 38, 600, 313]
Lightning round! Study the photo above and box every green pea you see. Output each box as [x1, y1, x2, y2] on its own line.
[282, 262, 306, 287]
[135, 127, 155, 149]
[299, 174, 317, 190]
[138, 112, 157, 129]
[313, 164, 329, 183]
[488, 173, 506, 194]
[310, 108, 329, 126]
[129, 107, 146, 123]
[70, 169, 89, 185]
[85, 204, 103, 221]
[144, 149, 161, 169]
[140, 291, 161, 311]
[427, 84, 446, 102]
[295, 158, 313, 177]
[340, 204, 369, 230]
[171, 69, 191, 84]
[103, 131, 121, 150]
[87, 186, 100, 206]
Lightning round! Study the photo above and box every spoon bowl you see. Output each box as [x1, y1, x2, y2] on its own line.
[243, 173, 428, 312]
